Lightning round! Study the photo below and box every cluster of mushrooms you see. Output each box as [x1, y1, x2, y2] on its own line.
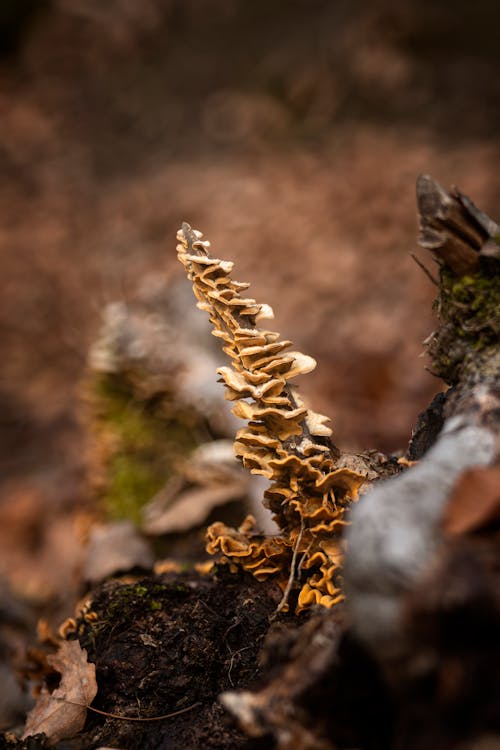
[177, 224, 365, 612]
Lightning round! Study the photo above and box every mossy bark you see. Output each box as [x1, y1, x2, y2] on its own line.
[416, 176, 499, 428]
[427, 268, 500, 385]
[344, 176, 499, 688]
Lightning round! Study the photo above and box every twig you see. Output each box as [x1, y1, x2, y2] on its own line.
[297, 540, 313, 578]
[57, 698, 201, 722]
[271, 518, 305, 619]
[227, 646, 252, 687]
[410, 253, 439, 286]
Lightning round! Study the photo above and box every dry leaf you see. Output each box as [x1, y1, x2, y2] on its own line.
[83, 520, 153, 583]
[142, 440, 248, 534]
[23, 640, 97, 742]
[143, 482, 245, 534]
[442, 466, 500, 536]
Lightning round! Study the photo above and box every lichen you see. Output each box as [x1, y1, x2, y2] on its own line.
[176, 223, 367, 612]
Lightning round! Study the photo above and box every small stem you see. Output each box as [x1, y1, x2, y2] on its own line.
[56, 697, 201, 722]
[410, 252, 439, 286]
[271, 518, 305, 619]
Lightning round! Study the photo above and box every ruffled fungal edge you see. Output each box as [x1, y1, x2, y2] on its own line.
[176, 222, 366, 611]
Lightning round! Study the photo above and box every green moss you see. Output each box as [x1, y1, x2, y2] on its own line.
[440, 268, 500, 341]
[429, 266, 499, 383]
[89, 373, 199, 523]
[105, 455, 165, 525]
[131, 585, 148, 597]
[103, 581, 172, 617]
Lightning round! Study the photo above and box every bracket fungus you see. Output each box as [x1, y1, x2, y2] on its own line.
[177, 223, 366, 611]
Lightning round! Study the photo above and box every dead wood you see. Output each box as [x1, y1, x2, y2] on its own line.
[185, 177, 500, 750]
[344, 176, 499, 713]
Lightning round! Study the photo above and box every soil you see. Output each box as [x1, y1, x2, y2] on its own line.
[1, 566, 399, 750]
[3, 567, 290, 750]
[73, 568, 283, 750]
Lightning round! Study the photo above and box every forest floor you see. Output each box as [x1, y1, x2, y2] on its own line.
[1, 2, 500, 747]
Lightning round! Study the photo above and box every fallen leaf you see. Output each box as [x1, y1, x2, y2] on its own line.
[23, 640, 97, 743]
[442, 466, 500, 536]
[142, 440, 248, 534]
[83, 520, 153, 583]
[142, 482, 245, 534]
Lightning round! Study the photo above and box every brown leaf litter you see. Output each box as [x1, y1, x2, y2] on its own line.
[23, 640, 97, 743]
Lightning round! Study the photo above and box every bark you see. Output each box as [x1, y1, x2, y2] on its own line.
[344, 175, 500, 676]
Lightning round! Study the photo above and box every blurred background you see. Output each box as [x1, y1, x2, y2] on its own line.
[1, 0, 500, 660]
